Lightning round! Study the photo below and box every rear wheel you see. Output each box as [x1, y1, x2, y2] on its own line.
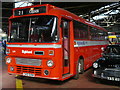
[73, 59, 84, 79]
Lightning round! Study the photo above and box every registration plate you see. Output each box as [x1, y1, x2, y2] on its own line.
[107, 77, 120, 81]
[23, 73, 35, 77]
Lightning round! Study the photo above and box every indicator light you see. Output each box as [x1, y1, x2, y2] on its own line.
[6, 48, 10, 54]
[49, 50, 54, 55]
[10, 67, 14, 71]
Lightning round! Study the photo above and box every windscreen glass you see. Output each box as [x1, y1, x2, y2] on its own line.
[105, 46, 120, 55]
[118, 37, 120, 43]
[9, 15, 58, 43]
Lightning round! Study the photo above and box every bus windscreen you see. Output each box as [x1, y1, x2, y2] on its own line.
[9, 15, 58, 43]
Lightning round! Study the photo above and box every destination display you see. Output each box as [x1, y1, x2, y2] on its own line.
[14, 6, 46, 16]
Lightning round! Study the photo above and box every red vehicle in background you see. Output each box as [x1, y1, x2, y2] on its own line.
[6, 4, 108, 80]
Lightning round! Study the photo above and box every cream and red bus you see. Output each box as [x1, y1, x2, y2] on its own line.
[108, 35, 120, 45]
[6, 4, 108, 80]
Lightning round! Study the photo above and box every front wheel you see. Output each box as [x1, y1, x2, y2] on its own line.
[78, 59, 84, 74]
[73, 59, 84, 79]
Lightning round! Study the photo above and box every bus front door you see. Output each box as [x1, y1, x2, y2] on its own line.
[61, 19, 70, 75]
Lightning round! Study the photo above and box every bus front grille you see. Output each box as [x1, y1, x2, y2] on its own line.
[16, 58, 42, 66]
[16, 66, 41, 76]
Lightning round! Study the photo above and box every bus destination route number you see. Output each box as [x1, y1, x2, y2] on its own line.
[14, 6, 46, 16]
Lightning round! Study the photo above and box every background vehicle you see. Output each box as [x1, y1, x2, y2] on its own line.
[108, 35, 120, 45]
[93, 45, 120, 82]
[108, 35, 117, 45]
[0, 28, 7, 54]
[2, 40, 7, 54]
[6, 4, 108, 81]
[116, 35, 120, 44]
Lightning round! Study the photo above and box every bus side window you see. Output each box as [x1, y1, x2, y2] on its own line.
[73, 20, 88, 39]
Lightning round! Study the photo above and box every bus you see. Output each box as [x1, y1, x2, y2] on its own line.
[6, 4, 108, 80]
[108, 35, 120, 45]
[108, 35, 117, 45]
[117, 35, 120, 44]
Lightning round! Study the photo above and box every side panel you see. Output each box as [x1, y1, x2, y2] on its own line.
[74, 40, 108, 70]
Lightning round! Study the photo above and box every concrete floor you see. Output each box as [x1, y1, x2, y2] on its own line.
[1, 49, 120, 89]
[20, 69, 120, 88]
[0, 45, 2, 89]
[2, 54, 16, 89]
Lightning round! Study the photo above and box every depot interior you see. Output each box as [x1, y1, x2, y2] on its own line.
[1, 1, 120, 88]
[1, 2, 120, 37]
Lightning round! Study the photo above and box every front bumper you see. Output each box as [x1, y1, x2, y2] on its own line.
[8, 65, 60, 80]
[93, 68, 120, 82]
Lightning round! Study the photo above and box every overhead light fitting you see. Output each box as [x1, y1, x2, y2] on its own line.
[117, 7, 120, 9]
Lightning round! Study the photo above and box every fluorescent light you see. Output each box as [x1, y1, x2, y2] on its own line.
[15, 2, 33, 8]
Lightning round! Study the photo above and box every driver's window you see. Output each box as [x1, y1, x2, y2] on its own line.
[105, 47, 110, 54]
[29, 16, 58, 43]
[113, 48, 118, 54]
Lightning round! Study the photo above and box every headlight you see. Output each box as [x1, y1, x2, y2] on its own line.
[6, 58, 12, 64]
[93, 62, 98, 68]
[47, 60, 54, 67]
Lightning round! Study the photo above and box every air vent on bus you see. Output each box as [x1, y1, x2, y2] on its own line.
[35, 51, 44, 55]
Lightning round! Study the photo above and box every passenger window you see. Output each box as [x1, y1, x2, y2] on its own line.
[73, 20, 89, 39]
[89, 27, 107, 40]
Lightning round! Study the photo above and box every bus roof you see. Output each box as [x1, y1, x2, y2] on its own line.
[10, 4, 107, 32]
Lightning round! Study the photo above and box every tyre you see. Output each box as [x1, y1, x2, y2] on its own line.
[78, 59, 84, 74]
[73, 59, 84, 79]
